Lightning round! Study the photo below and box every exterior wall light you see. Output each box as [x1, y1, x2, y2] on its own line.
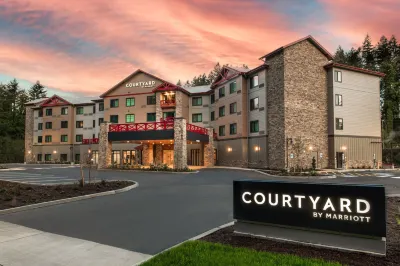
[28, 150, 31, 154]
[53, 150, 57, 154]
[227, 147, 232, 152]
[309, 146, 313, 151]
[88, 149, 91, 154]
[341, 146, 347, 151]
[254, 146, 260, 151]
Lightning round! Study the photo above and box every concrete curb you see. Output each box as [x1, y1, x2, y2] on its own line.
[320, 168, 400, 173]
[0, 181, 138, 215]
[98, 169, 199, 174]
[388, 194, 400, 198]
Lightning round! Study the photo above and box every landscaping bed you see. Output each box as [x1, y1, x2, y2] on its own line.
[201, 197, 400, 266]
[258, 169, 328, 177]
[107, 163, 194, 172]
[0, 180, 133, 210]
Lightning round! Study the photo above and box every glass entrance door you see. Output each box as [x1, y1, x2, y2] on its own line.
[163, 150, 174, 166]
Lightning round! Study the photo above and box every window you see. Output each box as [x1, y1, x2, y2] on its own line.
[60, 154, 68, 162]
[45, 135, 52, 142]
[45, 122, 52, 129]
[211, 111, 215, 121]
[93, 105, 96, 114]
[112, 151, 121, 165]
[192, 97, 202, 106]
[230, 81, 237, 94]
[219, 125, 225, 136]
[76, 134, 83, 142]
[219, 106, 225, 117]
[110, 99, 119, 108]
[76, 121, 83, 128]
[76, 106, 84, 115]
[99, 118, 104, 126]
[335, 94, 343, 106]
[45, 154, 52, 161]
[219, 87, 225, 98]
[126, 98, 135, 107]
[38, 110, 43, 117]
[147, 113, 156, 122]
[210, 94, 215, 104]
[230, 102, 237, 114]
[250, 120, 259, 133]
[336, 118, 343, 130]
[335, 71, 342, 82]
[45, 108, 52, 116]
[38, 136, 42, 143]
[230, 123, 237, 135]
[147, 95, 156, 105]
[250, 97, 259, 111]
[110, 115, 119, 123]
[61, 135, 68, 142]
[60, 121, 68, 129]
[99, 103, 104, 111]
[250, 75, 259, 88]
[75, 154, 80, 163]
[126, 114, 135, 123]
[192, 113, 202, 123]
[61, 107, 68, 115]
[37, 154, 42, 161]
[93, 120, 96, 128]
[38, 123, 43, 130]
[163, 112, 175, 119]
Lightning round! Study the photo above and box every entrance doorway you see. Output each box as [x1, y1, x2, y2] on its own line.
[336, 152, 344, 169]
[190, 149, 201, 166]
[123, 150, 136, 165]
[163, 150, 174, 166]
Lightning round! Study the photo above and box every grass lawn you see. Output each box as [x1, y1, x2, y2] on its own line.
[141, 241, 342, 266]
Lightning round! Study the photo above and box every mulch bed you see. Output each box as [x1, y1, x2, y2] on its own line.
[0, 180, 133, 210]
[201, 197, 400, 266]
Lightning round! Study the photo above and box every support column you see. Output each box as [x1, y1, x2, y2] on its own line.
[98, 122, 112, 169]
[155, 144, 163, 165]
[204, 128, 215, 167]
[155, 92, 162, 121]
[142, 143, 154, 166]
[24, 106, 35, 163]
[173, 118, 187, 169]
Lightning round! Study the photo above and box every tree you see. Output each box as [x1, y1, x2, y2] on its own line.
[184, 80, 190, 87]
[361, 34, 375, 70]
[176, 80, 182, 86]
[28, 81, 46, 100]
[346, 47, 362, 67]
[334, 46, 347, 64]
[375, 36, 391, 66]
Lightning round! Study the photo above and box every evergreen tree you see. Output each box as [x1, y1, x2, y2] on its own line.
[184, 80, 190, 87]
[28, 81, 46, 100]
[375, 36, 391, 66]
[333, 46, 347, 64]
[176, 80, 182, 86]
[346, 47, 362, 67]
[361, 34, 375, 70]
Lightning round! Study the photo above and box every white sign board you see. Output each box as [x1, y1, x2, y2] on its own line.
[125, 81, 156, 88]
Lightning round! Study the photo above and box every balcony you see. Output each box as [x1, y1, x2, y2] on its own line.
[160, 99, 176, 108]
[82, 138, 99, 144]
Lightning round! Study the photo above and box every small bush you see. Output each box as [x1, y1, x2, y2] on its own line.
[13, 185, 21, 196]
[101, 179, 107, 186]
[310, 170, 317, 176]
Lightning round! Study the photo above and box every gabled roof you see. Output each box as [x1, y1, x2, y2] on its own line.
[211, 66, 244, 89]
[25, 97, 48, 105]
[259, 35, 334, 61]
[186, 85, 211, 94]
[245, 63, 269, 76]
[324, 62, 386, 77]
[152, 82, 191, 95]
[39, 95, 72, 107]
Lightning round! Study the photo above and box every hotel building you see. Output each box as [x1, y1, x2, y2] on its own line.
[24, 36, 385, 169]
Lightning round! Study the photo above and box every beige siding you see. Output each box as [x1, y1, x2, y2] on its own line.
[216, 138, 247, 167]
[248, 68, 267, 136]
[189, 95, 210, 127]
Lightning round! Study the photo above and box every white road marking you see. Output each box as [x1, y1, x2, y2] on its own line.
[391, 176, 400, 179]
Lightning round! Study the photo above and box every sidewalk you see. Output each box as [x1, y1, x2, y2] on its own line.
[0, 221, 151, 266]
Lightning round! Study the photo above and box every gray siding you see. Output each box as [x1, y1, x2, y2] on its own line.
[248, 68, 267, 136]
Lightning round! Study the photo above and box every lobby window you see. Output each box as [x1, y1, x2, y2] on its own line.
[110, 99, 119, 108]
[230, 123, 237, 135]
[219, 87, 225, 98]
[99, 103, 104, 111]
[250, 120, 259, 133]
[76, 134, 83, 143]
[210, 94, 215, 104]
[93, 120, 96, 128]
[192, 97, 202, 106]
[336, 118, 343, 130]
[61, 107, 68, 115]
[38, 110, 43, 117]
[76, 121, 83, 128]
[147, 95, 156, 105]
[219, 125, 225, 136]
[45, 122, 52, 129]
[38, 136, 43, 143]
[45, 135, 52, 143]
[61, 135, 68, 142]
[45, 108, 52, 116]
[250, 75, 259, 88]
[335, 94, 343, 106]
[125, 114, 135, 123]
[98, 118, 104, 126]
[219, 106, 225, 117]
[61, 121, 68, 129]
[37, 154, 42, 161]
[110, 115, 119, 123]
[126, 98, 135, 107]
[250, 97, 259, 111]
[112, 151, 121, 165]
[335, 71, 342, 83]
[60, 154, 68, 162]
[45, 154, 52, 162]
[147, 113, 156, 122]
[38, 123, 43, 130]
[210, 111, 215, 121]
[230, 102, 237, 114]
[76, 106, 84, 115]
[192, 113, 202, 123]
[229, 81, 237, 94]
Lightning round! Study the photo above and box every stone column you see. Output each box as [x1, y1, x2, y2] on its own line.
[204, 128, 215, 167]
[155, 92, 162, 121]
[98, 122, 112, 169]
[142, 143, 154, 166]
[175, 91, 183, 117]
[24, 106, 35, 163]
[173, 118, 187, 169]
[155, 144, 163, 165]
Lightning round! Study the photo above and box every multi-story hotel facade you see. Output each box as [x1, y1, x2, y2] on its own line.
[24, 36, 385, 170]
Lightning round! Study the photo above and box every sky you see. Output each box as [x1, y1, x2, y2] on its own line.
[0, 0, 399, 97]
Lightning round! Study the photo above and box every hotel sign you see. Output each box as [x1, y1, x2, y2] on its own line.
[126, 81, 156, 88]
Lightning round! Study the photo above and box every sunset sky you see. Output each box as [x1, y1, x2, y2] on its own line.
[0, 0, 399, 97]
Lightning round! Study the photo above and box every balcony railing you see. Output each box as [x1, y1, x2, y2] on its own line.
[186, 123, 208, 135]
[109, 121, 174, 132]
[82, 138, 99, 144]
[160, 99, 176, 108]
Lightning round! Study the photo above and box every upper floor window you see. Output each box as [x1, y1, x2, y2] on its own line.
[147, 113, 156, 122]
[219, 125, 225, 136]
[147, 95, 156, 105]
[61, 135, 68, 142]
[250, 75, 259, 88]
[210, 94, 215, 104]
[192, 97, 202, 106]
[93, 105, 96, 114]
[76, 134, 83, 143]
[38, 136, 43, 143]
[335, 71, 342, 83]
[76, 107, 84, 115]
[210, 111, 215, 121]
[61, 107, 68, 115]
[38, 123, 43, 130]
[45, 108, 52, 116]
[230, 123, 237, 135]
[99, 103, 104, 111]
[110, 115, 119, 123]
[219, 87, 225, 98]
[335, 94, 343, 106]
[98, 118, 104, 126]
[61, 121, 68, 129]
[110, 99, 119, 108]
[250, 97, 259, 111]
[336, 118, 343, 130]
[45, 135, 52, 143]
[163, 112, 175, 119]
[192, 113, 202, 123]
[93, 120, 96, 128]
[219, 106, 225, 117]
[229, 81, 237, 94]
[76, 121, 83, 128]
[45, 122, 52, 129]
[126, 98, 135, 107]
[125, 114, 135, 123]
[38, 110, 43, 117]
[250, 120, 259, 133]
[230, 102, 237, 114]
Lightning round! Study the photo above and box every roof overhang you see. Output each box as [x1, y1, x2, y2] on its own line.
[324, 62, 385, 77]
[40, 95, 72, 107]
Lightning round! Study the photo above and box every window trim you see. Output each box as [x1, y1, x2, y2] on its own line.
[335, 94, 343, 106]
[110, 99, 119, 108]
[336, 118, 344, 130]
[250, 120, 259, 133]
[230, 123, 237, 135]
[334, 70, 342, 83]
[192, 97, 203, 106]
[125, 114, 135, 123]
[250, 97, 259, 111]
[126, 98, 135, 107]
[192, 113, 203, 123]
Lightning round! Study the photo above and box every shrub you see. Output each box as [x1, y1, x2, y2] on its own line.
[101, 179, 107, 186]
[310, 170, 317, 176]
[311, 157, 316, 170]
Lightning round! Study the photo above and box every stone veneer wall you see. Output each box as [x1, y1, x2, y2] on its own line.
[156, 92, 162, 121]
[284, 40, 329, 169]
[204, 128, 215, 167]
[175, 91, 183, 117]
[155, 144, 163, 165]
[24, 106, 35, 163]
[98, 122, 111, 169]
[142, 143, 154, 166]
[173, 118, 187, 169]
